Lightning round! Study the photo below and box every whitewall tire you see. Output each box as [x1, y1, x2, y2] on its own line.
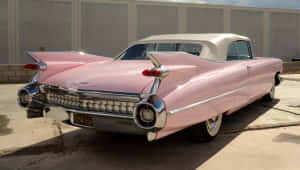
[188, 114, 223, 142]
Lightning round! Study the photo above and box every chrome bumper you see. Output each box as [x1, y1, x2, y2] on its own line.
[68, 111, 147, 135]
[18, 84, 167, 141]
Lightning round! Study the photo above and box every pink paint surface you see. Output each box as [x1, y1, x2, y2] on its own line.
[28, 51, 283, 140]
[149, 53, 282, 139]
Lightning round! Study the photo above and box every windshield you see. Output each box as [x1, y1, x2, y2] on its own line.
[119, 43, 202, 60]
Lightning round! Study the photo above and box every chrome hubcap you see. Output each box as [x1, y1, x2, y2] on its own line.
[206, 114, 222, 136]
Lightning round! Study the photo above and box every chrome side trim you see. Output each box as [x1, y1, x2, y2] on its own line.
[169, 85, 249, 114]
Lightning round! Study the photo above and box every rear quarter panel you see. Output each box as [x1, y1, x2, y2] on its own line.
[155, 57, 282, 140]
[255, 57, 283, 74]
[246, 57, 283, 101]
[156, 61, 250, 139]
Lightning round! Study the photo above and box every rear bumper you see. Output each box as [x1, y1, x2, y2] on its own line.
[68, 111, 147, 135]
[50, 105, 147, 135]
[18, 83, 167, 141]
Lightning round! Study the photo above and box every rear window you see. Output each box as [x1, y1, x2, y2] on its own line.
[177, 43, 201, 56]
[119, 43, 202, 60]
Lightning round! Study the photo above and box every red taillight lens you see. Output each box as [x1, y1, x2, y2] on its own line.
[24, 64, 39, 70]
[142, 69, 161, 77]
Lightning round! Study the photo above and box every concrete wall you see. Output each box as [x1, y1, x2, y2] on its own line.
[283, 62, 300, 73]
[0, 64, 36, 83]
[19, 0, 72, 63]
[81, 2, 128, 57]
[270, 12, 299, 61]
[0, 0, 8, 64]
[231, 10, 264, 56]
[187, 7, 224, 33]
[137, 5, 178, 39]
[3, 0, 300, 64]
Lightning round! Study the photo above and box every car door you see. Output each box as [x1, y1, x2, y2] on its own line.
[233, 41, 269, 100]
[226, 41, 251, 109]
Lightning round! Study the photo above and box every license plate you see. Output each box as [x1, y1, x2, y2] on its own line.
[73, 114, 93, 127]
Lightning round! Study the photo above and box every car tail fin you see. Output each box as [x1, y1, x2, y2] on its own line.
[27, 51, 111, 64]
[140, 53, 172, 78]
[146, 52, 221, 74]
[147, 52, 204, 68]
[26, 51, 113, 79]
[26, 51, 112, 71]
[142, 52, 205, 78]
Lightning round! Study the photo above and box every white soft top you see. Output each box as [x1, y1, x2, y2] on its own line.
[135, 33, 250, 61]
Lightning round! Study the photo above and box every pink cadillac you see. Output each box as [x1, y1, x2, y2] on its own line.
[18, 34, 282, 142]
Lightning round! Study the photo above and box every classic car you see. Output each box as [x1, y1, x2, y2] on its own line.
[18, 33, 283, 142]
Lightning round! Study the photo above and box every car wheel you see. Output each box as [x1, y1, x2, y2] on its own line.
[27, 101, 44, 118]
[189, 114, 223, 142]
[263, 82, 275, 102]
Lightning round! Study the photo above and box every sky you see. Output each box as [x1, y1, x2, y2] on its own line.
[144, 0, 300, 10]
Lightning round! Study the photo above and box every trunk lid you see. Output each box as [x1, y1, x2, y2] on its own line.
[39, 60, 155, 94]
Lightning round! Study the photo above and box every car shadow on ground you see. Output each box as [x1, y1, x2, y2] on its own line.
[0, 114, 13, 136]
[2, 100, 279, 170]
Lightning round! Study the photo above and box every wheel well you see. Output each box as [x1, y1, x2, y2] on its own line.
[275, 72, 281, 86]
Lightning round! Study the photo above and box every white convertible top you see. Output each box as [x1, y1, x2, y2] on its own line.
[135, 33, 250, 61]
